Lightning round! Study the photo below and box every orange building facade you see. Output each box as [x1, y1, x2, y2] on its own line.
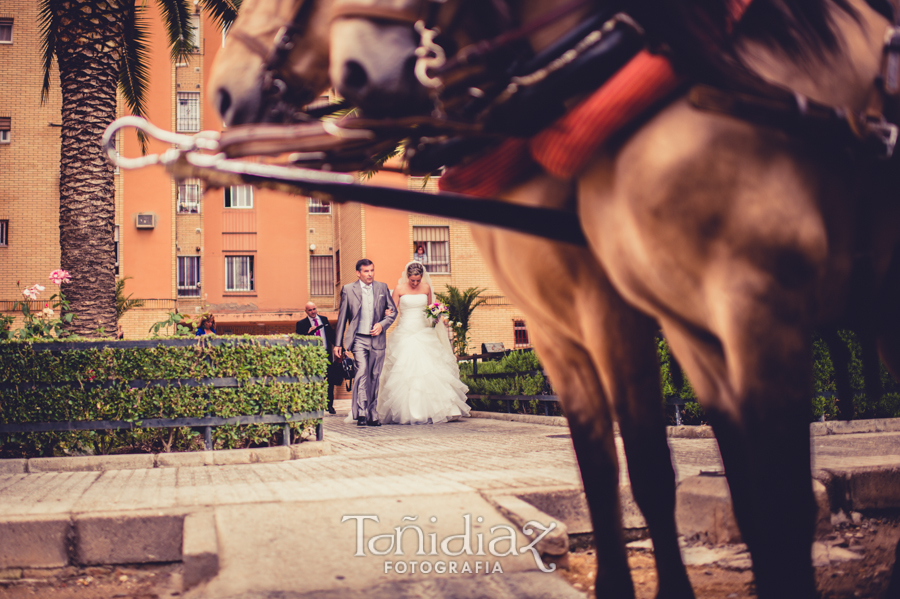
[0, 3, 532, 354]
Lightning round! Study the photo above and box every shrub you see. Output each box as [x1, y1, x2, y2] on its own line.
[0, 336, 327, 458]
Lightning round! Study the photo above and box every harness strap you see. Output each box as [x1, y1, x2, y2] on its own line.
[331, 4, 423, 25]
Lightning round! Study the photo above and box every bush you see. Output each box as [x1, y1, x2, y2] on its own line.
[0, 336, 327, 458]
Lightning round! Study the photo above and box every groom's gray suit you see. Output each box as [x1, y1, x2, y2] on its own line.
[335, 279, 397, 421]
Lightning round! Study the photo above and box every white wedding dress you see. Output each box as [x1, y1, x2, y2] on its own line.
[377, 294, 471, 424]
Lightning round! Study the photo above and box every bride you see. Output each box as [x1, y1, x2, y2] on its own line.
[377, 261, 471, 424]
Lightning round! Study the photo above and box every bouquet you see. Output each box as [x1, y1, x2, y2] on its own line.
[424, 301, 448, 327]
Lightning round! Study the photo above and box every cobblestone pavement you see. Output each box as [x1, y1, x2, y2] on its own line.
[1, 402, 897, 519]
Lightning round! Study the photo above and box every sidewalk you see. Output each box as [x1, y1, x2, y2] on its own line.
[0, 403, 898, 598]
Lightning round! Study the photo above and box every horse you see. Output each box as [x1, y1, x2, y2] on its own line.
[208, 0, 335, 126]
[325, 0, 900, 597]
[210, 2, 696, 598]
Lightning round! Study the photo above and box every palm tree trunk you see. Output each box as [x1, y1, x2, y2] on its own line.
[55, 0, 124, 336]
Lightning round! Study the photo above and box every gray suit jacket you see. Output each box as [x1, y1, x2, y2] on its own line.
[334, 280, 397, 351]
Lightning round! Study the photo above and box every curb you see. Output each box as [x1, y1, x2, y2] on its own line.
[0, 440, 332, 474]
[0, 507, 220, 592]
[469, 412, 900, 438]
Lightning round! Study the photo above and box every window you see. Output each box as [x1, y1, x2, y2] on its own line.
[225, 256, 254, 292]
[188, 14, 201, 52]
[513, 319, 530, 349]
[176, 92, 200, 132]
[413, 226, 450, 274]
[0, 117, 10, 144]
[178, 256, 201, 297]
[224, 185, 253, 208]
[310, 255, 334, 295]
[308, 197, 331, 214]
[0, 220, 8, 247]
[114, 225, 120, 274]
[178, 179, 202, 213]
[0, 19, 12, 44]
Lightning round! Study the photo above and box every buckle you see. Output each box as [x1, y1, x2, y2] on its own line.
[865, 116, 899, 159]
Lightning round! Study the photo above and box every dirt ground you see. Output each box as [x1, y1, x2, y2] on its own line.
[0, 564, 182, 599]
[0, 515, 896, 599]
[559, 514, 900, 598]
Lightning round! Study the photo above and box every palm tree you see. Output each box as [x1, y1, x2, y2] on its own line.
[435, 286, 488, 355]
[39, 0, 238, 336]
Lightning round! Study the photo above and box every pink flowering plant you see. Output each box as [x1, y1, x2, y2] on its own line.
[424, 301, 449, 328]
[0, 270, 75, 341]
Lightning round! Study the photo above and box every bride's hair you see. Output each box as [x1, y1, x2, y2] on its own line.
[406, 262, 425, 278]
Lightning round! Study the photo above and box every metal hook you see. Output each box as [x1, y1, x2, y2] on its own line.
[101, 116, 222, 170]
[414, 20, 446, 89]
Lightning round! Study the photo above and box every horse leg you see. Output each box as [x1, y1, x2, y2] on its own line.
[664, 308, 817, 599]
[530, 330, 636, 599]
[602, 309, 694, 599]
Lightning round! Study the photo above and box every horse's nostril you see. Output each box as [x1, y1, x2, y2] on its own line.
[342, 61, 368, 91]
[216, 88, 233, 122]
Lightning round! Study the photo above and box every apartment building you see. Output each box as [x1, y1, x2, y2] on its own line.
[0, 2, 532, 354]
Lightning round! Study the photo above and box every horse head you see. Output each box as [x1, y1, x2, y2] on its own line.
[208, 0, 335, 126]
[329, 0, 436, 116]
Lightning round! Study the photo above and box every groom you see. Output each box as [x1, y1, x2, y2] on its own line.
[334, 259, 397, 426]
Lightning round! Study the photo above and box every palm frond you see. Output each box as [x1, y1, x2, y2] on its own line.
[120, 2, 152, 153]
[116, 277, 145, 320]
[38, 0, 59, 105]
[200, 0, 241, 32]
[360, 143, 403, 180]
[157, 0, 194, 64]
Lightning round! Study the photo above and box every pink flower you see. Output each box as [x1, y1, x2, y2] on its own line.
[49, 270, 71, 285]
[22, 284, 45, 300]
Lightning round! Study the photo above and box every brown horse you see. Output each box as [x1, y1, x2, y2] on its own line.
[208, 0, 335, 126]
[211, 0, 900, 598]
[210, 2, 693, 598]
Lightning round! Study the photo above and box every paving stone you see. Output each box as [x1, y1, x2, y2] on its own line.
[156, 451, 215, 468]
[675, 475, 741, 544]
[212, 446, 291, 466]
[182, 510, 219, 591]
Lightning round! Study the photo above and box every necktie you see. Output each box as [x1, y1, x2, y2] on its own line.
[314, 317, 321, 338]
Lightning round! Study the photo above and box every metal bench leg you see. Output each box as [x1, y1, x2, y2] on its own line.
[204, 426, 212, 451]
[316, 420, 323, 441]
[283, 423, 291, 446]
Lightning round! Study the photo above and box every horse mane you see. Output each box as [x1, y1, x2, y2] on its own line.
[617, 0, 862, 85]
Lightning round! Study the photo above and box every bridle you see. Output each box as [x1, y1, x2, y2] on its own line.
[227, 0, 318, 122]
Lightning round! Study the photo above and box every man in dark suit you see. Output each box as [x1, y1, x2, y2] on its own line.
[334, 259, 397, 426]
[297, 301, 338, 414]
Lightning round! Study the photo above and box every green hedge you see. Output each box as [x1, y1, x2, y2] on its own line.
[462, 334, 900, 423]
[0, 336, 328, 458]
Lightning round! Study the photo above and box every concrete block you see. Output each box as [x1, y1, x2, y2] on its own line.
[290, 440, 332, 460]
[810, 422, 828, 437]
[675, 475, 741, 544]
[74, 510, 185, 565]
[467, 411, 569, 427]
[813, 479, 832, 537]
[483, 494, 569, 556]
[513, 487, 593, 535]
[155, 451, 214, 469]
[182, 511, 219, 591]
[0, 568, 23, 580]
[0, 515, 71, 568]
[0, 459, 27, 474]
[826, 420, 876, 435]
[29, 454, 155, 472]
[667, 425, 715, 439]
[840, 466, 900, 510]
[876, 418, 900, 432]
[211, 446, 291, 466]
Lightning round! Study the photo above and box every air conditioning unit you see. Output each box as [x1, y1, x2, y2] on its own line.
[135, 213, 157, 229]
